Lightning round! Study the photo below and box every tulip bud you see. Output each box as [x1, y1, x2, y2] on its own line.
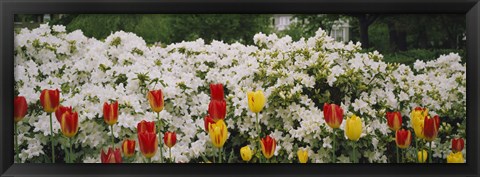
[240, 145, 253, 162]
[164, 131, 177, 148]
[208, 120, 228, 148]
[386, 111, 402, 131]
[323, 103, 344, 129]
[137, 120, 156, 134]
[103, 101, 119, 125]
[395, 129, 412, 149]
[40, 89, 60, 113]
[122, 139, 136, 158]
[345, 115, 363, 141]
[297, 148, 308, 163]
[59, 110, 79, 138]
[423, 115, 440, 142]
[101, 148, 122, 163]
[14, 96, 28, 123]
[446, 152, 464, 163]
[138, 132, 158, 159]
[147, 89, 164, 113]
[260, 135, 276, 159]
[451, 138, 465, 153]
[210, 83, 224, 101]
[137, 120, 158, 159]
[418, 150, 428, 163]
[247, 90, 266, 113]
[55, 105, 72, 123]
[208, 99, 226, 121]
[410, 107, 428, 139]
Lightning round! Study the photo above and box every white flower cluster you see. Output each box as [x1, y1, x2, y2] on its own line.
[14, 24, 466, 163]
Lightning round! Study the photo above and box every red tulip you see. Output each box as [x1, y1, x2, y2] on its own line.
[163, 131, 177, 148]
[260, 135, 276, 159]
[323, 103, 344, 129]
[14, 96, 28, 123]
[452, 138, 464, 153]
[204, 115, 215, 132]
[138, 131, 158, 159]
[101, 147, 122, 163]
[40, 89, 60, 113]
[210, 83, 224, 101]
[55, 105, 72, 123]
[137, 120, 156, 134]
[122, 139, 136, 158]
[395, 129, 412, 149]
[208, 99, 226, 122]
[386, 111, 402, 131]
[103, 101, 119, 125]
[147, 89, 164, 113]
[59, 110, 79, 138]
[423, 115, 440, 142]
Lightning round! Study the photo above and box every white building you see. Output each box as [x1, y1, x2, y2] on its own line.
[273, 14, 295, 31]
[272, 14, 350, 43]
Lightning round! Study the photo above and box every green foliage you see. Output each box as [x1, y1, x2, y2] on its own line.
[66, 14, 142, 40]
[382, 49, 466, 66]
[59, 14, 273, 45]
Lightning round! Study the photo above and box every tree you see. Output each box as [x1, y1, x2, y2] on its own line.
[349, 14, 379, 49]
[55, 14, 273, 45]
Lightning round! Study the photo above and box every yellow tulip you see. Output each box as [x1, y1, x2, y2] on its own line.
[297, 149, 309, 163]
[411, 107, 428, 139]
[247, 90, 266, 113]
[418, 150, 428, 163]
[447, 152, 464, 163]
[208, 119, 228, 148]
[345, 115, 362, 141]
[240, 146, 253, 162]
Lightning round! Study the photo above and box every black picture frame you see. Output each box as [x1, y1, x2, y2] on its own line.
[1, 0, 479, 177]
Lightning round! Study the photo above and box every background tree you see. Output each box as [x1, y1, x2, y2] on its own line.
[52, 14, 273, 45]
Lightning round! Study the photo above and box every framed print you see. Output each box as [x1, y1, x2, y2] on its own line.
[1, 0, 479, 176]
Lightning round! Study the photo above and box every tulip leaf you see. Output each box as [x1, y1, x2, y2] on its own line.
[200, 153, 210, 163]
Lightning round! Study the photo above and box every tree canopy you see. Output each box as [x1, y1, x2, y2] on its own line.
[52, 14, 273, 45]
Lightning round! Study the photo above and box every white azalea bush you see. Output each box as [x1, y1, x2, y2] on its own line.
[14, 24, 466, 163]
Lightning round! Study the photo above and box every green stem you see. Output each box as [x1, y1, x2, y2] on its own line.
[218, 148, 222, 163]
[332, 129, 336, 163]
[415, 139, 418, 163]
[158, 112, 163, 163]
[353, 142, 357, 163]
[69, 138, 73, 163]
[256, 113, 260, 135]
[66, 137, 69, 163]
[169, 147, 172, 163]
[255, 113, 262, 163]
[147, 157, 151, 163]
[429, 141, 432, 163]
[14, 123, 19, 163]
[49, 113, 55, 163]
[111, 125, 114, 149]
[396, 145, 399, 163]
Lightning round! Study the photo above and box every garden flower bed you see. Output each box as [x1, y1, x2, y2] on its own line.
[13, 24, 466, 163]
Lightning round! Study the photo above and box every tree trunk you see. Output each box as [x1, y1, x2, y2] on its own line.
[387, 19, 407, 51]
[387, 21, 398, 52]
[397, 30, 407, 51]
[417, 25, 428, 49]
[358, 16, 370, 49]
